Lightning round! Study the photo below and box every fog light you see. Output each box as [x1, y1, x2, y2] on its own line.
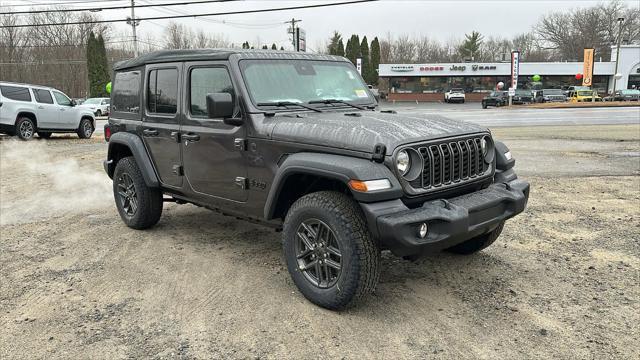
[418, 223, 428, 238]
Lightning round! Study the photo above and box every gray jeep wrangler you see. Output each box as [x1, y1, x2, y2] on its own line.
[104, 49, 529, 310]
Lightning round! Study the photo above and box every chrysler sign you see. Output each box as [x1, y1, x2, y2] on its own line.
[390, 65, 414, 72]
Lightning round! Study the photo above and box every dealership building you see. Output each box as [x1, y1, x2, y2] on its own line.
[378, 45, 640, 101]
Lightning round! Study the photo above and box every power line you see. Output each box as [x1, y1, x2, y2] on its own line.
[1, 0, 125, 8]
[1, 0, 238, 15]
[0, 0, 379, 28]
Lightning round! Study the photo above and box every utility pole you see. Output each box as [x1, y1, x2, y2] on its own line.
[286, 18, 301, 50]
[126, 0, 139, 57]
[611, 17, 624, 93]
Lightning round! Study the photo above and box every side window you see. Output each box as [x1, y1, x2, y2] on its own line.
[0, 85, 32, 102]
[53, 91, 72, 106]
[147, 68, 178, 114]
[189, 67, 234, 117]
[112, 70, 141, 113]
[33, 89, 54, 104]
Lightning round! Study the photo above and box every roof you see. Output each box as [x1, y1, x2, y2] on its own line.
[113, 48, 348, 70]
[0, 81, 55, 90]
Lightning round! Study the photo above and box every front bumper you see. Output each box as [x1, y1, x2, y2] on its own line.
[360, 179, 530, 257]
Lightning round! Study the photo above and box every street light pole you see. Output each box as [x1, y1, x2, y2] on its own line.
[611, 17, 624, 93]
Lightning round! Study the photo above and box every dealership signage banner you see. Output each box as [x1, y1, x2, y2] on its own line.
[583, 48, 594, 87]
[511, 51, 520, 89]
[356, 58, 362, 75]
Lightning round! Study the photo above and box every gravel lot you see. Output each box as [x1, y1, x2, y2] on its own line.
[1, 124, 639, 359]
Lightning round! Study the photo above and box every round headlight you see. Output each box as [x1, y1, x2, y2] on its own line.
[481, 137, 488, 156]
[396, 150, 410, 175]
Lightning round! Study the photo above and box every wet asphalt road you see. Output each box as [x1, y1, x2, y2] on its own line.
[94, 104, 639, 133]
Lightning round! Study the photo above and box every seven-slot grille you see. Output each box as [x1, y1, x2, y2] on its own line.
[409, 135, 490, 190]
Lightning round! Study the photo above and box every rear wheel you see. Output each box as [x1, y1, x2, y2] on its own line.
[447, 222, 504, 255]
[482, 103, 487, 109]
[283, 191, 380, 310]
[95, 110, 102, 117]
[113, 156, 163, 229]
[16, 117, 35, 140]
[77, 118, 94, 139]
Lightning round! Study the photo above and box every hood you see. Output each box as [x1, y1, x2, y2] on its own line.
[269, 111, 487, 155]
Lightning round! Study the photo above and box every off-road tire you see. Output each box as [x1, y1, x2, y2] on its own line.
[95, 110, 102, 117]
[283, 191, 381, 310]
[38, 132, 52, 139]
[447, 221, 505, 255]
[113, 156, 163, 230]
[77, 118, 94, 139]
[16, 117, 35, 140]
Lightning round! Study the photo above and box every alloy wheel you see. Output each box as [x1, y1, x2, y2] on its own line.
[117, 173, 138, 216]
[83, 121, 93, 137]
[19, 121, 34, 139]
[295, 219, 343, 288]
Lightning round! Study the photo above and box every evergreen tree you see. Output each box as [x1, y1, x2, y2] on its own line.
[369, 37, 381, 85]
[262, 45, 268, 49]
[280, 46, 284, 50]
[271, 43, 277, 50]
[458, 31, 484, 61]
[336, 39, 345, 57]
[242, 41, 250, 49]
[327, 31, 343, 55]
[360, 36, 370, 81]
[344, 34, 360, 65]
[96, 35, 110, 97]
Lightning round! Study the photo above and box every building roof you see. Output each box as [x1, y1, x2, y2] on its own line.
[113, 49, 347, 70]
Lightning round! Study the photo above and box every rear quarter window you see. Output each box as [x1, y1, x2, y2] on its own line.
[112, 70, 141, 114]
[0, 85, 32, 102]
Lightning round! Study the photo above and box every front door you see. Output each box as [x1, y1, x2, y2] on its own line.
[141, 64, 183, 188]
[32, 88, 58, 128]
[52, 90, 76, 129]
[180, 63, 248, 202]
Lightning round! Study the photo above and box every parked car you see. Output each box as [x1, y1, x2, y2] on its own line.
[0, 81, 96, 140]
[79, 97, 110, 116]
[481, 91, 508, 108]
[604, 89, 640, 102]
[541, 89, 567, 103]
[73, 98, 86, 105]
[367, 85, 380, 101]
[563, 86, 590, 97]
[444, 88, 465, 103]
[568, 90, 602, 102]
[103, 49, 529, 310]
[512, 89, 533, 104]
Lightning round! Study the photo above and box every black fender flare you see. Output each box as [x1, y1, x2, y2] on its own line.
[106, 132, 159, 187]
[264, 152, 403, 220]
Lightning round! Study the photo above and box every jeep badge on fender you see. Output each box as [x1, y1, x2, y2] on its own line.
[103, 49, 529, 310]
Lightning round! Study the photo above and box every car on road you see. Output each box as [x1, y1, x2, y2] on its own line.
[604, 89, 640, 102]
[79, 97, 110, 116]
[444, 88, 465, 103]
[481, 91, 508, 108]
[540, 89, 567, 103]
[0, 81, 96, 140]
[512, 89, 533, 105]
[568, 90, 602, 102]
[103, 49, 529, 310]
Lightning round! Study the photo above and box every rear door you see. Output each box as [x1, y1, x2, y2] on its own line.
[32, 88, 58, 128]
[141, 64, 183, 188]
[180, 62, 248, 202]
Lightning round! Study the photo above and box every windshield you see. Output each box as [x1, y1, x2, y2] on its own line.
[577, 91, 593, 96]
[240, 59, 374, 107]
[451, 88, 463, 92]
[83, 98, 101, 104]
[543, 89, 563, 95]
[515, 90, 530, 95]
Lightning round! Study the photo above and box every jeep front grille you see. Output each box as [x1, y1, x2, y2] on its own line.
[409, 135, 491, 190]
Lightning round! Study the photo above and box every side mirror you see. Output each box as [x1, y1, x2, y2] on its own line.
[70, 99, 77, 107]
[206, 92, 235, 119]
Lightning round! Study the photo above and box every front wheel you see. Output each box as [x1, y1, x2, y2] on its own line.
[113, 156, 163, 229]
[95, 110, 102, 117]
[482, 103, 487, 109]
[283, 191, 380, 310]
[447, 222, 504, 255]
[77, 118, 94, 139]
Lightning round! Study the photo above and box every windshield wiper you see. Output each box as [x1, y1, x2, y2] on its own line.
[308, 99, 371, 111]
[256, 101, 323, 113]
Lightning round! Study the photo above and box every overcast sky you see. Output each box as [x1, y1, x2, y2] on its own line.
[4, 0, 639, 51]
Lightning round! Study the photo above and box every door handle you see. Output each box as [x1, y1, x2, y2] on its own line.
[38, 106, 44, 109]
[143, 129, 159, 136]
[182, 133, 200, 142]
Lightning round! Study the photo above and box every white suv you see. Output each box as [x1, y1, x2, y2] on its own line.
[78, 97, 110, 117]
[444, 88, 466, 103]
[0, 82, 95, 140]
